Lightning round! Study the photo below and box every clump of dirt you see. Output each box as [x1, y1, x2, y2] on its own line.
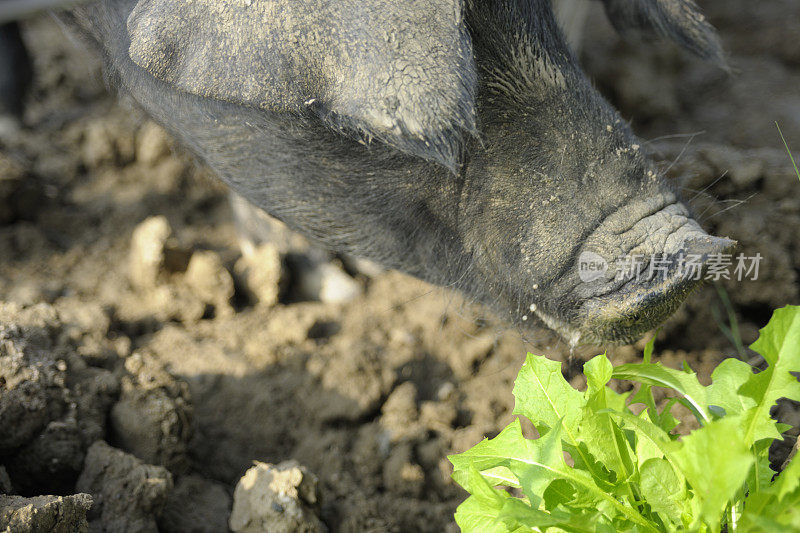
[0, 493, 92, 533]
[77, 440, 173, 533]
[0, 302, 119, 495]
[109, 352, 193, 473]
[0, 2, 798, 531]
[229, 461, 325, 533]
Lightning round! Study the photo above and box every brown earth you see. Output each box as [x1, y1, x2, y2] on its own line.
[1, 1, 798, 531]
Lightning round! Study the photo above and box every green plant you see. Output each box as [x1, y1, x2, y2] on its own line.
[711, 282, 746, 360]
[449, 305, 800, 532]
[776, 122, 799, 182]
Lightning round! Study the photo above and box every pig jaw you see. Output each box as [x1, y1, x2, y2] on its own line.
[536, 198, 736, 345]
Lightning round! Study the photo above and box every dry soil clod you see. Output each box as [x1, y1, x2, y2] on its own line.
[184, 250, 236, 318]
[0, 493, 93, 533]
[229, 460, 326, 533]
[0, 302, 119, 494]
[76, 440, 173, 533]
[109, 352, 193, 472]
[129, 216, 173, 290]
[233, 242, 284, 307]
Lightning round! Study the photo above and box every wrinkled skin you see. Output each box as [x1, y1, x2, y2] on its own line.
[55, 0, 732, 345]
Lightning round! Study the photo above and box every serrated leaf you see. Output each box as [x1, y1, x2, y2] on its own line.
[605, 410, 673, 455]
[747, 439, 777, 496]
[773, 450, 800, 501]
[707, 358, 756, 414]
[561, 441, 617, 492]
[453, 466, 512, 532]
[654, 397, 682, 435]
[741, 306, 800, 445]
[513, 354, 584, 432]
[499, 499, 616, 533]
[468, 463, 509, 506]
[634, 419, 665, 467]
[669, 413, 753, 526]
[543, 479, 576, 510]
[750, 306, 800, 368]
[638, 458, 686, 526]
[738, 459, 800, 533]
[454, 495, 508, 533]
[585, 354, 614, 396]
[630, 384, 680, 435]
[513, 354, 605, 483]
[580, 355, 636, 483]
[450, 418, 567, 506]
[578, 406, 634, 484]
[450, 419, 658, 531]
[612, 362, 712, 423]
[629, 335, 668, 433]
[454, 466, 545, 533]
[497, 498, 574, 531]
[585, 354, 630, 413]
[707, 358, 782, 442]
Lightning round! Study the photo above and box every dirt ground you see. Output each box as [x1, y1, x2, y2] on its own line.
[1, 1, 799, 531]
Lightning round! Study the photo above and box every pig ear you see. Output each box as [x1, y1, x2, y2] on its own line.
[601, 0, 727, 67]
[125, 0, 477, 172]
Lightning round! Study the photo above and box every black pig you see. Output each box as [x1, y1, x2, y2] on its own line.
[39, 0, 734, 344]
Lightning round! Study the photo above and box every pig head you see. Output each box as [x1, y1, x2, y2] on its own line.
[62, 0, 733, 345]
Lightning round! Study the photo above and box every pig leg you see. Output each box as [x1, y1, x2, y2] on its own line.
[228, 192, 369, 304]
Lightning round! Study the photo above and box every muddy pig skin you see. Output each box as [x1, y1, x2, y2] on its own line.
[39, 0, 733, 344]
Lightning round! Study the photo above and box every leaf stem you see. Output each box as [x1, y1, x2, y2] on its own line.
[776, 122, 800, 181]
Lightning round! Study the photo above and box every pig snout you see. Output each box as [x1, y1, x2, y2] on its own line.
[542, 196, 735, 345]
